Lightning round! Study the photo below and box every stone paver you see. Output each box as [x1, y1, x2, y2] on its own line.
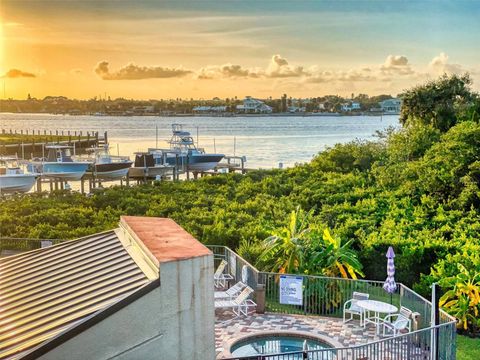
[215, 310, 385, 358]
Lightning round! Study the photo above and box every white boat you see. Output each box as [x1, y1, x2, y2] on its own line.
[149, 124, 224, 172]
[0, 157, 38, 194]
[83, 146, 133, 181]
[128, 152, 174, 180]
[28, 145, 91, 181]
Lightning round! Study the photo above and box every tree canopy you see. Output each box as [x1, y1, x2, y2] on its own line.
[399, 73, 479, 132]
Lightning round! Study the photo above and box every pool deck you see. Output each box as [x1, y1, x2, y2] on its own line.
[215, 310, 384, 358]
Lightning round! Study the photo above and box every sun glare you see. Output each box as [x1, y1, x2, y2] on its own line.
[0, 19, 4, 72]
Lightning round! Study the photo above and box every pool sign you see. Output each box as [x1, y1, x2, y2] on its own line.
[279, 275, 303, 305]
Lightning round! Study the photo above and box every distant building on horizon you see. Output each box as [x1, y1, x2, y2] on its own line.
[192, 105, 227, 114]
[341, 101, 361, 112]
[379, 98, 402, 114]
[236, 96, 273, 114]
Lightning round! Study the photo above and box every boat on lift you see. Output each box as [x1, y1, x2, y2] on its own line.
[0, 157, 38, 194]
[84, 145, 133, 180]
[28, 145, 91, 181]
[128, 152, 174, 180]
[149, 124, 224, 172]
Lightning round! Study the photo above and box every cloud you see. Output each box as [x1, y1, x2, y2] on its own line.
[197, 54, 308, 79]
[95, 61, 192, 80]
[380, 55, 415, 76]
[197, 64, 262, 79]
[1, 69, 36, 78]
[428, 52, 465, 75]
[305, 69, 377, 83]
[266, 55, 308, 78]
[4, 22, 23, 27]
[70, 68, 83, 75]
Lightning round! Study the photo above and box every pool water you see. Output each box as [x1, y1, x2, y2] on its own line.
[230, 335, 331, 357]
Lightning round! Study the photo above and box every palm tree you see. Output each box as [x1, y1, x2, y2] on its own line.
[260, 207, 313, 274]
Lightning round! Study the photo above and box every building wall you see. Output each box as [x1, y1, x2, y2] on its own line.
[38, 254, 215, 360]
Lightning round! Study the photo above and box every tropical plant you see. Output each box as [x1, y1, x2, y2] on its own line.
[259, 207, 313, 273]
[439, 264, 480, 335]
[307, 229, 364, 279]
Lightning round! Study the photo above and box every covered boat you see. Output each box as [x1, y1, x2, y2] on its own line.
[85, 146, 132, 180]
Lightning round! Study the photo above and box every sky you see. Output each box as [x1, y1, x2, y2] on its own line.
[0, 0, 479, 100]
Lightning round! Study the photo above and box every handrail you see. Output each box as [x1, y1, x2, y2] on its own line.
[223, 321, 456, 359]
[208, 246, 456, 324]
[0, 237, 62, 242]
[208, 245, 260, 275]
[210, 245, 458, 360]
[260, 271, 387, 285]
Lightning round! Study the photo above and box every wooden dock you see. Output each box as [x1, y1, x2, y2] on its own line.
[0, 129, 107, 159]
[190, 156, 255, 178]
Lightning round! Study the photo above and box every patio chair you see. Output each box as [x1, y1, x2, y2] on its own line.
[343, 291, 369, 325]
[214, 259, 234, 288]
[214, 281, 247, 300]
[382, 306, 413, 337]
[215, 286, 256, 317]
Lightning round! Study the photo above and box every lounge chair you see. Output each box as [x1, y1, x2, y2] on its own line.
[214, 281, 247, 299]
[382, 306, 412, 336]
[343, 291, 370, 325]
[215, 286, 256, 316]
[214, 259, 234, 288]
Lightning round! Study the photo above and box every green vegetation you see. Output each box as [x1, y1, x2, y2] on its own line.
[400, 73, 480, 132]
[258, 207, 363, 278]
[1, 74, 480, 337]
[439, 261, 480, 335]
[457, 335, 480, 360]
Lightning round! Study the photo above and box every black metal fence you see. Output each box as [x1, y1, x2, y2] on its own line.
[0, 237, 62, 256]
[209, 246, 457, 360]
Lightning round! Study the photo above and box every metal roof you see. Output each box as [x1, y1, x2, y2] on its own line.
[0, 230, 159, 359]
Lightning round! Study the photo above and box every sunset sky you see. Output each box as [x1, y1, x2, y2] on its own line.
[1, 0, 479, 100]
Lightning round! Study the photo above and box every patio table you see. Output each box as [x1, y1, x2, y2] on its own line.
[357, 300, 398, 335]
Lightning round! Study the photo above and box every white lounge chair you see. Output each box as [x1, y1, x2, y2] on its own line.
[215, 286, 256, 317]
[214, 281, 247, 300]
[343, 291, 369, 325]
[382, 306, 412, 336]
[214, 259, 234, 288]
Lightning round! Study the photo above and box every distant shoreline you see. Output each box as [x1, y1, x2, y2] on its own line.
[0, 111, 399, 117]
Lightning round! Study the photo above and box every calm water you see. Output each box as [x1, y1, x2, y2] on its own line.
[0, 113, 398, 168]
[231, 335, 332, 358]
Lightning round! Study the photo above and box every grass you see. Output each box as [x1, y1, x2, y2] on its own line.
[457, 335, 480, 360]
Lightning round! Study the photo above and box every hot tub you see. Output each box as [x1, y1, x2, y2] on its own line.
[228, 331, 336, 359]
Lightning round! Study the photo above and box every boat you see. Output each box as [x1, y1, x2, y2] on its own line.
[84, 146, 133, 180]
[128, 152, 174, 180]
[28, 145, 90, 181]
[149, 124, 224, 172]
[0, 157, 38, 194]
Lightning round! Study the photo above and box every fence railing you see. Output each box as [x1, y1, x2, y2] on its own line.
[208, 246, 457, 360]
[222, 321, 456, 360]
[0, 237, 62, 256]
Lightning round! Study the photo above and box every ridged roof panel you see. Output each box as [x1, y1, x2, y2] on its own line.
[0, 230, 156, 359]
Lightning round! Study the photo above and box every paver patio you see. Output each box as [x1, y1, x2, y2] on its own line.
[215, 310, 385, 358]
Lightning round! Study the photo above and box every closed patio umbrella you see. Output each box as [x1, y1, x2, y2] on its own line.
[383, 246, 397, 303]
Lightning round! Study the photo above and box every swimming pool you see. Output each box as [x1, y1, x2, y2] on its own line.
[230, 333, 333, 358]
